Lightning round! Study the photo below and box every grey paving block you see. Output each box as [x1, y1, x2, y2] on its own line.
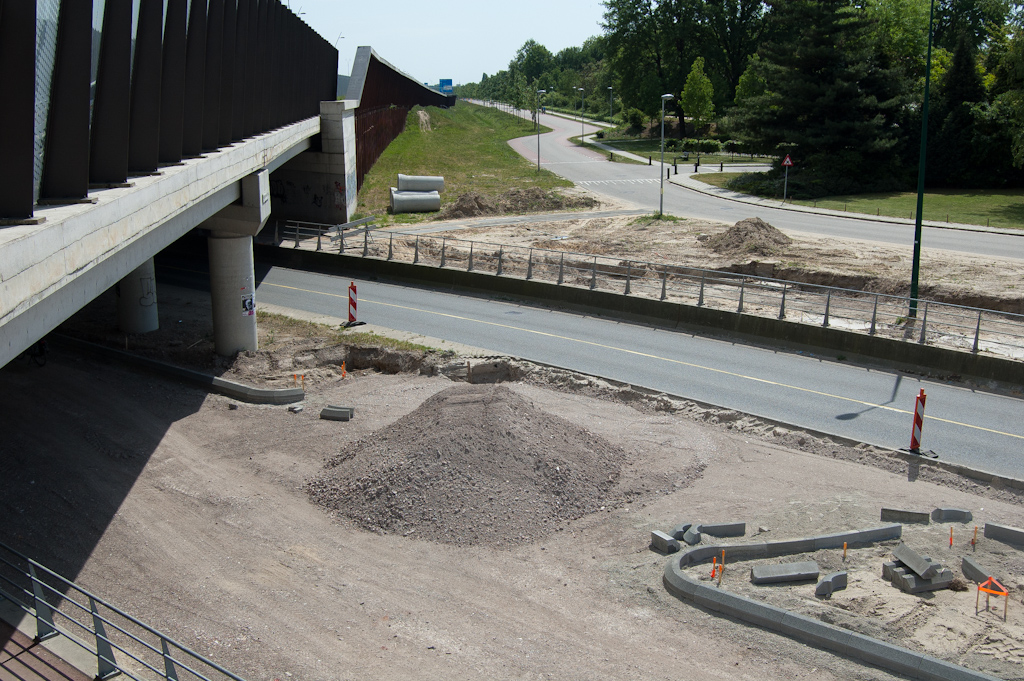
[670, 522, 692, 540]
[777, 611, 852, 657]
[917, 653, 1004, 680]
[932, 508, 973, 523]
[881, 508, 930, 524]
[853, 636, 924, 678]
[814, 571, 848, 598]
[984, 522, 1024, 545]
[650, 530, 680, 554]
[320, 406, 354, 421]
[751, 561, 819, 585]
[962, 556, 994, 584]
[723, 544, 768, 561]
[852, 524, 903, 545]
[893, 543, 938, 580]
[700, 522, 746, 538]
[896, 568, 954, 594]
[682, 525, 702, 545]
[882, 560, 903, 582]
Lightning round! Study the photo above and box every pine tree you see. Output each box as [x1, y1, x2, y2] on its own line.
[731, 0, 907, 196]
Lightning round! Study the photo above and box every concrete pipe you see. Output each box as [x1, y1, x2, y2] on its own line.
[390, 189, 441, 214]
[397, 174, 445, 193]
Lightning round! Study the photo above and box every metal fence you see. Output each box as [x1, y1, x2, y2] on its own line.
[282, 227, 1024, 362]
[0, 540, 246, 681]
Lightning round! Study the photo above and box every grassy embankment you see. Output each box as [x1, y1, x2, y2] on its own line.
[697, 172, 1024, 229]
[355, 102, 572, 226]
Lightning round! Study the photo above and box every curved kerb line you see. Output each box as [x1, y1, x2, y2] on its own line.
[662, 524, 1002, 681]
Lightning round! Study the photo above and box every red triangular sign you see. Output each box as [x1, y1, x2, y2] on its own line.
[782, 154, 794, 167]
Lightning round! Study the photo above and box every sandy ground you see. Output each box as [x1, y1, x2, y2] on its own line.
[1, 286, 1022, 681]
[422, 209, 1024, 313]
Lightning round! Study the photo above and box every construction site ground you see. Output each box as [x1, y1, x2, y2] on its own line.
[2, 275, 1023, 681]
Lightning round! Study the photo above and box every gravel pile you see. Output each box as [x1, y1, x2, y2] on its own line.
[306, 384, 629, 546]
[704, 217, 792, 256]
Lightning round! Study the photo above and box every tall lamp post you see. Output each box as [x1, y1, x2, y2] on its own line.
[910, 0, 936, 318]
[608, 86, 613, 118]
[536, 89, 546, 172]
[577, 87, 585, 142]
[659, 94, 673, 217]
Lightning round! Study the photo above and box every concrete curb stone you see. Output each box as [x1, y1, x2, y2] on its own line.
[882, 508, 931, 524]
[650, 530, 680, 554]
[961, 556, 993, 584]
[983, 522, 1024, 545]
[932, 508, 973, 522]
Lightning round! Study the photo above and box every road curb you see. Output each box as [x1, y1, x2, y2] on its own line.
[52, 335, 305, 405]
[662, 524, 1003, 681]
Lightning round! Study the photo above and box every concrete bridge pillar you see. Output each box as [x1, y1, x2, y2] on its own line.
[116, 258, 160, 333]
[271, 100, 358, 224]
[203, 169, 271, 356]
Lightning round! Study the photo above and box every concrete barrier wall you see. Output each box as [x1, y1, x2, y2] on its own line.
[255, 247, 1024, 386]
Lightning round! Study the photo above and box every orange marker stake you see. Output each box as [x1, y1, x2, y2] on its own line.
[950, 527, 954, 548]
[843, 542, 848, 561]
[293, 373, 297, 385]
[301, 374, 305, 390]
[342, 361, 347, 379]
[973, 526, 978, 546]
[711, 556, 717, 579]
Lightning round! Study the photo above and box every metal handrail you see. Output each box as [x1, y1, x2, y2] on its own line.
[297, 228, 1024, 361]
[0, 540, 247, 681]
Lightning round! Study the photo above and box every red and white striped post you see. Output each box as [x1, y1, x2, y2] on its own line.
[348, 282, 357, 323]
[910, 389, 927, 452]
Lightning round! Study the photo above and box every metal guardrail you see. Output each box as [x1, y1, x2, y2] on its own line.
[275, 217, 376, 253]
[0, 540, 246, 681]
[280, 227, 1024, 361]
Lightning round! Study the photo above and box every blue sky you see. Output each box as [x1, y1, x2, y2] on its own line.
[292, 0, 608, 86]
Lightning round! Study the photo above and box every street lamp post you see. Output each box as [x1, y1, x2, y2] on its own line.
[577, 87, 585, 143]
[536, 89, 546, 172]
[608, 86, 613, 119]
[910, 0, 936, 318]
[659, 94, 673, 217]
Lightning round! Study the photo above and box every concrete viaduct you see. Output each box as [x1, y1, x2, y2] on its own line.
[0, 1, 452, 369]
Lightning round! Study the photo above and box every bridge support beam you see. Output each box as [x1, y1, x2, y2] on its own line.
[116, 258, 160, 334]
[271, 100, 357, 224]
[203, 169, 270, 356]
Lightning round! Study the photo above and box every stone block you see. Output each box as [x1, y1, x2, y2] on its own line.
[766, 539, 815, 556]
[815, 571, 848, 597]
[895, 568, 954, 594]
[650, 530, 680, 554]
[683, 525, 702, 545]
[961, 556, 993, 584]
[751, 561, 819, 585]
[892, 543, 937, 580]
[700, 522, 745, 538]
[670, 522, 692, 540]
[884, 557, 932, 582]
[931, 508, 973, 523]
[984, 522, 1024, 546]
[320, 406, 353, 421]
[881, 508, 930, 524]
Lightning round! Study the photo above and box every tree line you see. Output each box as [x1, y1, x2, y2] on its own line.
[455, 0, 1024, 197]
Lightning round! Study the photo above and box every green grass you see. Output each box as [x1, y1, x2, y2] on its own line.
[695, 173, 1024, 229]
[597, 138, 772, 165]
[567, 135, 647, 165]
[355, 102, 572, 226]
[256, 311, 434, 352]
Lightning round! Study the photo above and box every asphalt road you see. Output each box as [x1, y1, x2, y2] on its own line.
[238, 264, 1024, 481]
[504, 105, 1024, 260]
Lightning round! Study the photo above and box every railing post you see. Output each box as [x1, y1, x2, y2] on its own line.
[413, 236, 420, 264]
[468, 243, 474, 271]
[557, 253, 564, 285]
[90, 597, 118, 679]
[778, 284, 787, 320]
[340, 229, 345, 254]
[660, 268, 668, 301]
[293, 227, 299, 248]
[363, 229, 369, 257]
[590, 257, 597, 290]
[737, 280, 745, 314]
[919, 302, 929, 344]
[162, 638, 180, 681]
[440, 239, 446, 267]
[973, 309, 982, 354]
[28, 564, 57, 641]
[526, 249, 533, 280]
[274, 221, 279, 244]
[387, 234, 393, 260]
[624, 262, 631, 295]
[823, 290, 832, 328]
[316, 232, 322, 252]
[870, 295, 879, 335]
[697, 273, 706, 307]
[496, 247, 503, 276]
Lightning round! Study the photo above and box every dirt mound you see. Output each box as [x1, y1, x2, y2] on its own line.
[436, 188, 598, 220]
[704, 217, 792, 257]
[305, 383, 631, 546]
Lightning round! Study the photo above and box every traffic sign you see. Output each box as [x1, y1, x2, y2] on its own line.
[782, 154, 794, 167]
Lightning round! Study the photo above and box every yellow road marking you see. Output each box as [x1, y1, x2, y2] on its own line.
[260, 279, 1024, 441]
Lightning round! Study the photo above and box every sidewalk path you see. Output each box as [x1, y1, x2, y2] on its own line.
[1, 621, 89, 681]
